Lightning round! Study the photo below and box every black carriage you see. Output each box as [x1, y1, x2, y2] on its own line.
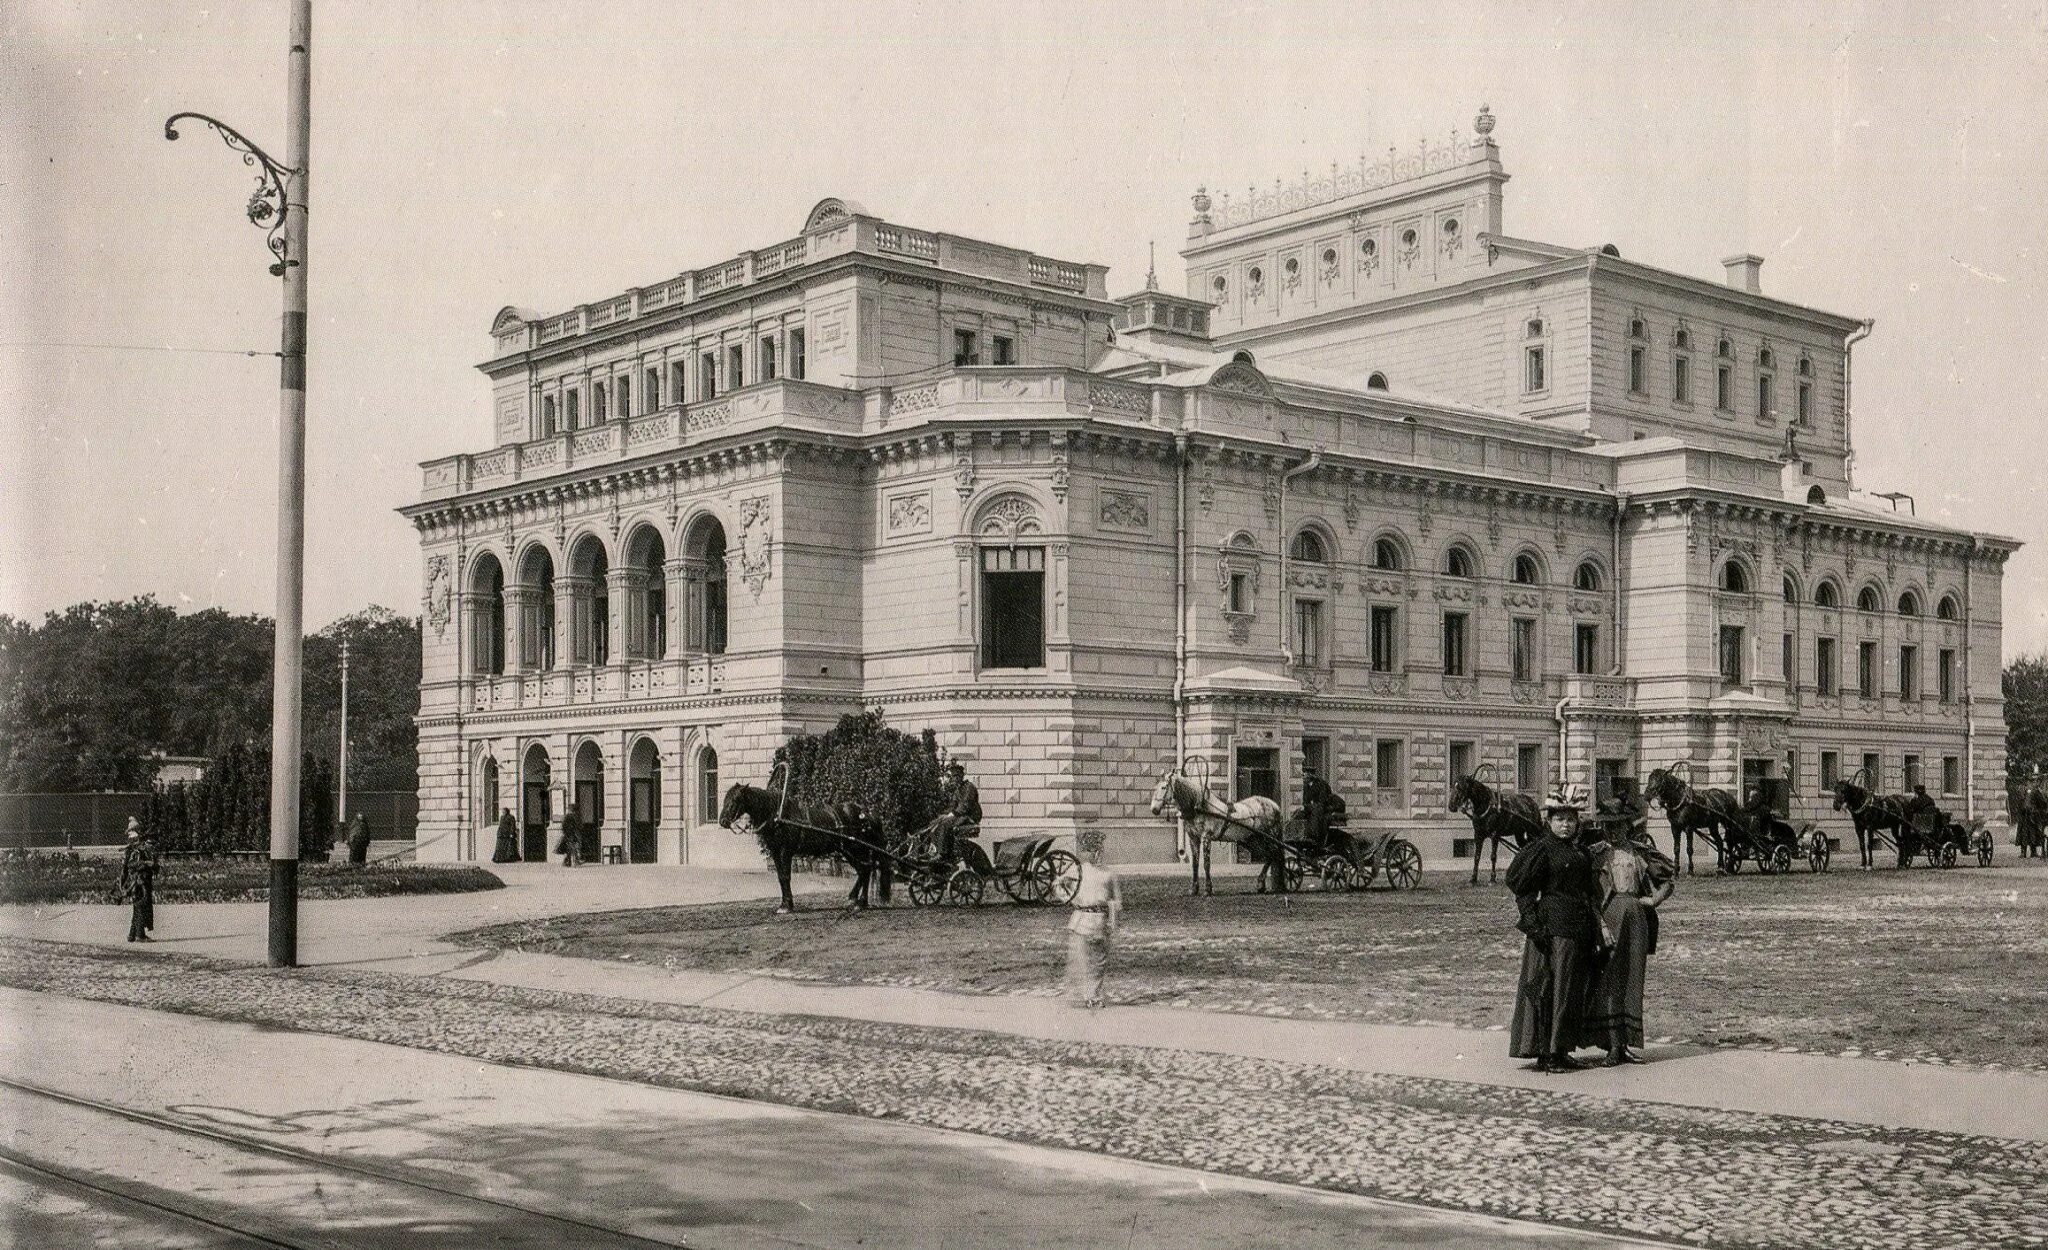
[903, 826, 1082, 907]
[1902, 804, 1993, 870]
[1721, 778, 1828, 875]
[1279, 807, 1423, 891]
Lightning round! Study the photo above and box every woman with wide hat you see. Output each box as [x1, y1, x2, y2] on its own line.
[1507, 784, 1603, 1072]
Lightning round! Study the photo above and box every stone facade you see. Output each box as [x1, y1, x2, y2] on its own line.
[405, 121, 2019, 869]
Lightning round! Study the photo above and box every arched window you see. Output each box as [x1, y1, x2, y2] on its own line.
[1366, 371, 1388, 390]
[1289, 530, 1327, 563]
[1372, 536, 1405, 571]
[1511, 553, 1541, 585]
[572, 740, 605, 844]
[1443, 545, 1475, 579]
[697, 745, 720, 824]
[470, 553, 505, 675]
[1526, 318, 1544, 339]
[1674, 328, 1691, 350]
[624, 525, 668, 660]
[1814, 581, 1838, 608]
[1720, 561, 1750, 594]
[683, 516, 729, 655]
[1574, 561, 1603, 592]
[1936, 595, 1960, 621]
[569, 535, 611, 665]
[1783, 575, 1798, 604]
[1628, 317, 1646, 340]
[1857, 585, 1881, 613]
[1897, 591, 1921, 617]
[517, 545, 557, 670]
[1717, 338, 1734, 360]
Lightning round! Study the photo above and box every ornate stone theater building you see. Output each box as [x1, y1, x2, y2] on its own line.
[404, 109, 2019, 868]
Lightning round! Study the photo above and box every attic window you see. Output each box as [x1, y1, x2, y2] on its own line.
[1321, 247, 1337, 266]
[1526, 318, 1544, 339]
[1442, 217, 1460, 237]
[1628, 318, 1646, 339]
[1212, 274, 1227, 298]
[1401, 228, 1418, 247]
[1798, 355, 1813, 377]
[1360, 237, 1378, 259]
[1674, 328, 1691, 350]
[1759, 347, 1775, 369]
[1366, 372, 1388, 390]
[1717, 338, 1733, 359]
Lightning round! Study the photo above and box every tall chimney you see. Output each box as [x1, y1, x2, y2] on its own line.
[1721, 253, 1764, 294]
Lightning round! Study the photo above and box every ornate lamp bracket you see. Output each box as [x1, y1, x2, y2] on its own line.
[164, 112, 300, 276]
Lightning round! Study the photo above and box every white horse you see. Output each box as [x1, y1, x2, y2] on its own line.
[1148, 767, 1287, 896]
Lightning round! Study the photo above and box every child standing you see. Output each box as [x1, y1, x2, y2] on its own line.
[1064, 829, 1122, 1007]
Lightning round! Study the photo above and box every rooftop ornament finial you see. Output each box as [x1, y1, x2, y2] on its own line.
[1474, 104, 1496, 137]
[1145, 241, 1158, 291]
[1190, 185, 1212, 224]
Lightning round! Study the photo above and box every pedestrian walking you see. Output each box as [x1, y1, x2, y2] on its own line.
[492, 807, 521, 863]
[1064, 828, 1122, 1008]
[1582, 817, 1676, 1065]
[557, 809, 584, 867]
[120, 818, 158, 943]
[1507, 785, 1602, 1073]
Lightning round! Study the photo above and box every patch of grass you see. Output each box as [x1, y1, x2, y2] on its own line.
[452, 865, 2048, 1068]
[0, 853, 503, 905]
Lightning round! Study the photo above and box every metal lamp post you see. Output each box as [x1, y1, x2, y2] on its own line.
[338, 639, 349, 832]
[166, 0, 312, 968]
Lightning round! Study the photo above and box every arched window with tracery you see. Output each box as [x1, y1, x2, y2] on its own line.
[569, 534, 611, 666]
[623, 524, 668, 660]
[470, 553, 506, 675]
[516, 545, 557, 670]
[977, 494, 1047, 669]
[682, 515, 728, 655]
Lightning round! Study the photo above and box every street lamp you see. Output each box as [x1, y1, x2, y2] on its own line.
[165, 0, 312, 968]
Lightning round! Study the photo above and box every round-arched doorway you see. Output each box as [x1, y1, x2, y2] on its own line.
[520, 743, 552, 861]
[628, 738, 662, 863]
[573, 739, 605, 862]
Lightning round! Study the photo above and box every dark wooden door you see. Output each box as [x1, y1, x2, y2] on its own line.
[629, 778, 658, 864]
[575, 779, 602, 860]
[522, 782, 550, 861]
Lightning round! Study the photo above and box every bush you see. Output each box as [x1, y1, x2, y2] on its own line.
[0, 853, 502, 904]
[775, 710, 949, 846]
[140, 747, 337, 861]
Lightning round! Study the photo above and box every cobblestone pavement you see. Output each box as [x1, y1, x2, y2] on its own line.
[3, 940, 2042, 1250]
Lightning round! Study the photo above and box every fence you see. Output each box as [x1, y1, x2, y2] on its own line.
[0, 790, 418, 849]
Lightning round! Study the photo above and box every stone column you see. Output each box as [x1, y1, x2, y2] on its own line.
[555, 574, 590, 668]
[607, 567, 640, 662]
[661, 556, 688, 660]
[502, 586, 535, 672]
[459, 591, 492, 675]
[678, 557, 708, 652]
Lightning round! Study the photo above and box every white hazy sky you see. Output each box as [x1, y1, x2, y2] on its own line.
[3, 1, 2044, 659]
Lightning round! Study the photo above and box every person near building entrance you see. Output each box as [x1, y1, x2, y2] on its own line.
[1507, 785, 1602, 1073]
[1902, 784, 1939, 868]
[1064, 828, 1122, 1008]
[1582, 813, 1676, 1065]
[922, 762, 982, 864]
[557, 809, 584, 867]
[492, 807, 521, 863]
[120, 818, 158, 943]
[345, 812, 371, 865]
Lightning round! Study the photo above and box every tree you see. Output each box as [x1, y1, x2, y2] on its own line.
[2006, 654, 2048, 787]
[775, 709, 949, 846]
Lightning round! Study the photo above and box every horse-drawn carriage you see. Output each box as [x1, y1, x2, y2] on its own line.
[1150, 762, 1421, 894]
[903, 829, 1082, 907]
[1830, 773, 1993, 869]
[1275, 811, 1424, 891]
[1643, 766, 1829, 875]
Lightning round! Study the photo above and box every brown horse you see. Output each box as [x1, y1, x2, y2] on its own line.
[1643, 766, 1741, 875]
[718, 782, 892, 914]
[1448, 773, 1542, 885]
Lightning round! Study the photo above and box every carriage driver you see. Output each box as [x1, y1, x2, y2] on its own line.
[1301, 772, 1347, 853]
[1901, 784, 1939, 866]
[923, 761, 983, 863]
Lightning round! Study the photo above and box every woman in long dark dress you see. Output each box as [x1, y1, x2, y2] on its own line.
[491, 808, 521, 863]
[1507, 785, 1602, 1073]
[1582, 822, 1676, 1064]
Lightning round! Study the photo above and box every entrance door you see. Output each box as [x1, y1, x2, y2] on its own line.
[522, 782, 551, 861]
[629, 778, 658, 864]
[1741, 757, 1772, 807]
[575, 779, 603, 861]
[1232, 747, 1279, 864]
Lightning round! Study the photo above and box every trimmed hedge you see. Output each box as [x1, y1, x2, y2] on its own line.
[139, 743, 336, 861]
[0, 853, 502, 905]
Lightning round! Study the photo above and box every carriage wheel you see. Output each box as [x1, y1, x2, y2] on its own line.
[1771, 844, 1793, 875]
[1280, 856, 1305, 893]
[1317, 854, 1356, 892]
[1721, 846, 1742, 874]
[905, 867, 945, 908]
[945, 866, 984, 907]
[1040, 849, 1081, 905]
[1975, 831, 1994, 868]
[1386, 841, 1422, 890]
[1808, 830, 1831, 873]
[1939, 843, 1959, 870]
[1351, 852, 1379, 889]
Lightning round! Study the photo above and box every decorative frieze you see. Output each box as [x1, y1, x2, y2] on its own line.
[1098, 490, 1150, 532]
[886, 490, 932, 537]
[738, 495, 773, 598]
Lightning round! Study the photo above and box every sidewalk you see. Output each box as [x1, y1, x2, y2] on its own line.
[8, 863, 2045, 1144]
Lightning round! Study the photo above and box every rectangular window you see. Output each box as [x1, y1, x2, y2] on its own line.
[1574, 623, 1599, 675]
[727, 343, 745, 389]
[788, 328, 807, 380]
[1899, 644, 1918, 699]
[670, 361, 687, 407]
[954, 329, 979, 367]
[616, 376, 631, 418]
[1524, 345, 1546, 393]
[1818, 637, 1838, 695]
[1938, 648, 1956, 703]
[1757, 374, 1773, 420]
[1796, 380, 1812, 426]
[699, 352, 717, 401]
[1904, 754, 1922, 791]
[1516, 743, 1544, 793]
[1442, 612, 1469, 677]
[1374, 739, 1404, 797]
[991, 335, 1016, 366]
[1448, 740, 1476, 785]
[565, 389, 581, 428]
[541, 395, 557, 437]
[1858, 640, 1878, 698]
[1716, 364, 1732, 411]
[1292, 599, 1325, 668]
[759, 335, 778, 381]
[1505, 617, 1532, 682]
[1370, 605, 1398, 673]
[1628, 346, 1645, 394]
[1673, 355, 1690, 403]
[1820, 750, 1840, 792]
[1942, 756, 1961, 796]
[644, 367, 660, 412]
[1227, 571, 1252, 615]
[1785, 749, 1799, 793]
[1862, 753, 1881, 791]
[1719, 624, 1746, 685]
[1301, 736, 1330, 789]
[979, 546, 1045, 669]
[698, 752, 719, 824]
[1783, 632, 1795, 686]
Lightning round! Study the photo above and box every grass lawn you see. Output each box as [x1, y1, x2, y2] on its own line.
[0, 854, 503, 905]
[456, 862, 2048, 1069]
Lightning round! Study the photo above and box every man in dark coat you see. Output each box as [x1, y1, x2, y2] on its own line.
[492, 807, 521, 863]
[924, 762, 982, 863]
[345, 813, 371, 865]
[120, 819, 158, 943]
[1902, 784, 1939, 866]
[1301, 774, 1345, 853]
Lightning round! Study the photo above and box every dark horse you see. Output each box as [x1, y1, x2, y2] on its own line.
[1643, 766, 1741, 875]
[718, 782, 892, 914]
[1832, 778, 1913, 869]
[1448, 773, 1541, 884]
